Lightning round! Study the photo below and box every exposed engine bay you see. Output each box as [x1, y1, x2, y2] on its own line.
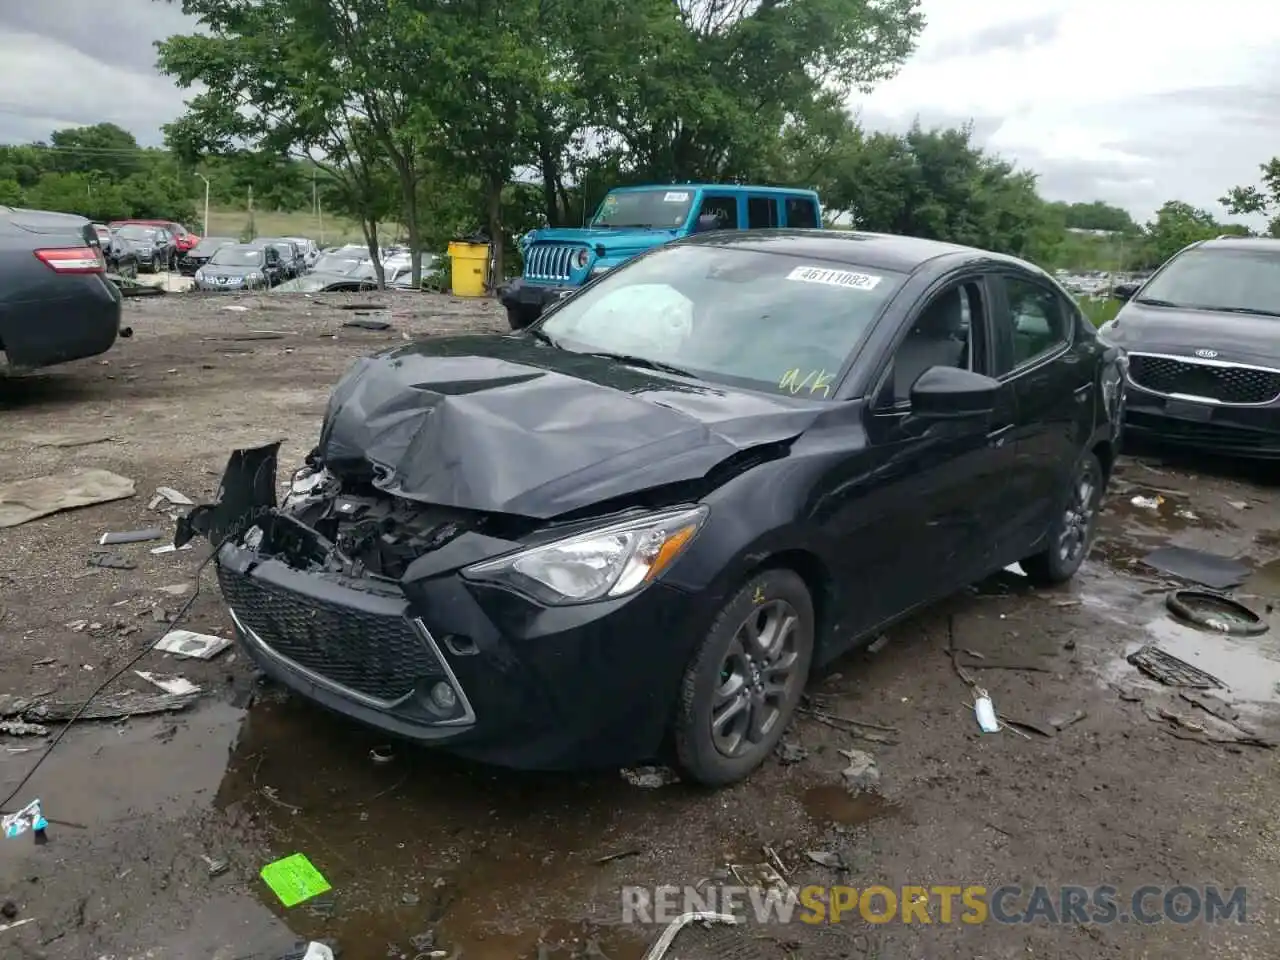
[271, 461, 527, 581]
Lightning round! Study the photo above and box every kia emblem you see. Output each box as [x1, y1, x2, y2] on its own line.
[1194, 349, 1218, 359]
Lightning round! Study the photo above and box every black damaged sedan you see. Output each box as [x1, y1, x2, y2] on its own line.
[184, 230, 1123, 785]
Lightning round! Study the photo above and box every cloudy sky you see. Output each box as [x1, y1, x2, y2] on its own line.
[0, 0, 1276, 226]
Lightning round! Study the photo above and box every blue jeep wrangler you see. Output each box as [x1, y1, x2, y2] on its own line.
[499, 183, 823, 329]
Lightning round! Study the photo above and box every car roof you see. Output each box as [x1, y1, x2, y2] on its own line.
[680, 228, 1032, 275]
[609, 184, 820, 198]
[1195, 236, 1280, 253]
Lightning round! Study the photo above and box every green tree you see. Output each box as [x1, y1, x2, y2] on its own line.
[0, 179, 23, 206]
[1142, 200, 1221, 266]
[1048, 200, 1137, 234]
[1221, 157, 1280, 237]
[48, 123, 145, 179]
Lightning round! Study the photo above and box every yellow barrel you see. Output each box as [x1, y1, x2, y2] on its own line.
[447, 241, 491, 297]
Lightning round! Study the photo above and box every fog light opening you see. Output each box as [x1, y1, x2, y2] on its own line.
[430, 681, 458, 711]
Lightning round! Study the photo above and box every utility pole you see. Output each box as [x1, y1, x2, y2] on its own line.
[195, 173, 210, 236]
[247, 184, 255, 240]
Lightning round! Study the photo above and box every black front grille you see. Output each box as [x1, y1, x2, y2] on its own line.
[1127, 354, 1280, 405]
[217, 565, 443, 703]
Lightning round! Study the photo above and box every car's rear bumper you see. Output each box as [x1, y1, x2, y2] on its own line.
[1122, 387, 1280, 458]
[0, 274, 122, 368]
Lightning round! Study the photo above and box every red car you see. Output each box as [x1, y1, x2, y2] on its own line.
[109, 219, 199, 252]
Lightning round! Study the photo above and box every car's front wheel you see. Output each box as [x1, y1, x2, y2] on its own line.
[149, 254, 160, 273]
[673, 569, 815, 786]
[1020, 451, 1104, 586]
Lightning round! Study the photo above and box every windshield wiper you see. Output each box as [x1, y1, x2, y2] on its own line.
[1134, 297, 1184, 308]
[1208, 306, 1280, 318]
[581, 351, 697, 378]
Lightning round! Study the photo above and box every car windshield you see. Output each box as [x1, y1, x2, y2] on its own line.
[1138, 248, 1280, 316]
[192, 238, 234, 255]
[117, 226, 157, 241]
[537, 245, 904, 396]
[314, 254, 366, 275]
[591, 189, 693, 229]
[210, 246, 263, 267]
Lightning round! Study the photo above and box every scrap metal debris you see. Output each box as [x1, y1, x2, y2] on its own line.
[156, 486, 194, 506]
[134, 671, 200, 697]
[1127, 644, 1224, 689]
[87, 551, 136, 570]
[642, 912, 739, 960]
[0, 690, 198, 723]
[838, 748, 880, 791]
[1142, 546, 1249, 591]
[621, 766, 679, 788]
[0, 468, 135, 528]
[99, 528, 165, 545]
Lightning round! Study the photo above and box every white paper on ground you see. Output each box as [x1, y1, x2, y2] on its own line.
[134, 670, 201, 696]
[153, 629, 231, 660]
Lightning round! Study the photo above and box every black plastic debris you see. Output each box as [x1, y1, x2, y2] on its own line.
[1127, 644, 1224, 689]
[1166, 590, 1268, 636]
[1141, 546, 1249, 590]
[342, 318, 391, 331]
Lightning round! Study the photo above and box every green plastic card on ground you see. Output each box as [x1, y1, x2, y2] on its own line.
[260, 853, 331, 907]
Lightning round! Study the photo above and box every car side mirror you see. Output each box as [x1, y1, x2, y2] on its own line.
[909, 366, 1000, 419]
[1112, 281, 1139, 301]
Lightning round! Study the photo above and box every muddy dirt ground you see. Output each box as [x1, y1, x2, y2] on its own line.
[1, 291, 1278, 959]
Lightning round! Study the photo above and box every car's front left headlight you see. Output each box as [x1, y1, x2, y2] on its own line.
[462, 505, 708, 605]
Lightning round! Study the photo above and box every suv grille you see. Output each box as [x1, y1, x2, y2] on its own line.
[524, 244, 579, 282]
[217, 565, 443, 703]
[1127, 354, 1280, 405]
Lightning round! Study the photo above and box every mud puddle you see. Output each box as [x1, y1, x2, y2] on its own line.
[800, 786, 899, 826]
[217, 696, 829, 960]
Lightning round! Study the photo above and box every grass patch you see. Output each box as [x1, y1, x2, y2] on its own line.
[203, 207, 402, 245]
[1078, 297, 1122, 328]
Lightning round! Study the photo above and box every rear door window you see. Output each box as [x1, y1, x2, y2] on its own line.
[784, 197, 819, 228]
[696, 195, 739, 230]
[746, 196, 779, 229]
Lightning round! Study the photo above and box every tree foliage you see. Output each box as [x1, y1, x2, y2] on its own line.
[1221, 157, 1280, 238]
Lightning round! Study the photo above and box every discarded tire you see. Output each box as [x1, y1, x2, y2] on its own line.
[1165, 589, 1268, 636]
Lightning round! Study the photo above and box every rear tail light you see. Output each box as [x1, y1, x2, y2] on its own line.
[34, 247, 105, 274]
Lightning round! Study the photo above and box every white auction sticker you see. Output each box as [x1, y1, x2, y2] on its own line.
[785, 265, 882, 290]
[663, 191, 690, 202]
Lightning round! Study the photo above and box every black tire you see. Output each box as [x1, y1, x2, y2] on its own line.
[673, 568, 815, 786]
[506, 304, 540, 331]
[150, 254, 160, 273]
[1020, 451, 1104, 586]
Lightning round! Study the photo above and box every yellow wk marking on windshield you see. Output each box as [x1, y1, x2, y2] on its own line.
[779, 369, 833, 397]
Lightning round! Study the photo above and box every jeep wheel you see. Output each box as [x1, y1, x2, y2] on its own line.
[673, 569, 815, 786]
[506, 304, 540, 331]
[1020, 451, 1104, 586]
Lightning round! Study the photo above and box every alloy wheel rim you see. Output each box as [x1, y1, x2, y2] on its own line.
[711, 599, 801, 758]
[1058, 461, 1098, 564]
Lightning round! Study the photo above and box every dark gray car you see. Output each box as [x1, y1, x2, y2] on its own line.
[1, 206, 124, 368]
[194, 243, 274, 291]
[113, 224, 176, 273]
[1100, 236, 1280, 458]
[253, 238, 303, 279]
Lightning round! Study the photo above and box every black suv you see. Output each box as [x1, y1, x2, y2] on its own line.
[1101, 237, 1280, 458]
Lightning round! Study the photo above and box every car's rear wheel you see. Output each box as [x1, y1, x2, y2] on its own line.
[1020, 451, 1103, 586]
[506, 304, 540, 331]
[673, 569, 815, 786]
[149, 253, 160, 273]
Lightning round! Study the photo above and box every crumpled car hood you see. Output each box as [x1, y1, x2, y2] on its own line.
[316, 335, 823, 518]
